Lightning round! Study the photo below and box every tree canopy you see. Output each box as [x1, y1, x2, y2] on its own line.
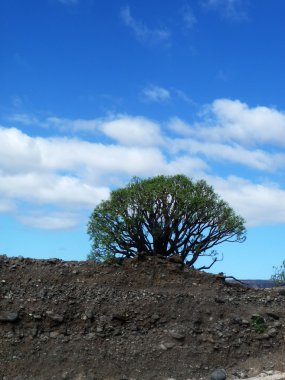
[87, 175, 246, 268]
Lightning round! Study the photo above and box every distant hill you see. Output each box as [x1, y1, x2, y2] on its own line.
[228, 279, 285, 288]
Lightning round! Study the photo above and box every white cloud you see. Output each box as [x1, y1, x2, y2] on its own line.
[201, 99, 285, 146]
[18, 212, 79, 230]
[0, 126, 42, 174]
[0, 200, 15, 213]
[46, 117, 100, 132]
[0, 124, 166, 176]
[0, 173, 109, 208]
[202, 0, 247, 20]
[168, 117, 193, 136]
[171, 137, 285, 172]
[162, 156, 209, 177]
[120, 6, 170, 46]
[143, 85, 170, 103]
[100, 116, 164, 146]
[8, 114, 40, 126]
[211, 176, 285, 227]
[174, 90, 197, 106]
[169, 100, 285, 147]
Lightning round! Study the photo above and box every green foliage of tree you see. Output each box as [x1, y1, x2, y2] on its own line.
[271, 260, 285, 284]
[87, 175, 246, 268]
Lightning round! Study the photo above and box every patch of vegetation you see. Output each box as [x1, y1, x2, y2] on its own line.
[251, 315, 266, 333]
[271, 260, 285, 285]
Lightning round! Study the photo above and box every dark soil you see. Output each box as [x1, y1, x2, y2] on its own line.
[0, 254, 285, 380]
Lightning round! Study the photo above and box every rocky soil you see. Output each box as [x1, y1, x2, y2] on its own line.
[1, 254, 285, 380]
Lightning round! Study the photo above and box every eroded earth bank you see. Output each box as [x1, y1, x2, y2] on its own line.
[0, 255, 285, 380]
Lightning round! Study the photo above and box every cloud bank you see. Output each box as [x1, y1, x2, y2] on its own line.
[3, 98, 285, 230]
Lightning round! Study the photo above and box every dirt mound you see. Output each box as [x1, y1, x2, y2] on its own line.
[1, 254, 285, 380]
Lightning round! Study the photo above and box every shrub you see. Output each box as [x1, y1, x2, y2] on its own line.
[271, 260, 285, 284]
[251, 315, 267, 333]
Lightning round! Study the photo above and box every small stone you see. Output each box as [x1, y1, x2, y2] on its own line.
[210, 368, 227, 380]
[164, 341, 176, 349]
[159, 343, 168, 351]
[267, 327, 277, 337]
[50, 331, 59, 339]
[46, 311, 64, 322]
[85, 309, 94, 319]
[151, 314, 160, 322]
[169, 330, 185, 340]
[0, 311, 19, 322]
[86, 333, 96, 340]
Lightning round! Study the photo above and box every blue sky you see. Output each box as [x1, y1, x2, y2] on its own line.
[1, 0, 285, 279]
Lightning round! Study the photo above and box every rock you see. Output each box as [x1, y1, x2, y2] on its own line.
[159, 342, 176, 350]
[85, 333, 96, 340]
[151, 313, 160, 322]
[0, 311, 19, 322]
[273, 321, 282, 328]
[46, 311, 64, 322]
[210, 369, 227, 380]
[6, 331, 14, 338]
[169, 329, 185, 340]
[159, 343, 168, 351]
[84, 309, 94, 319]
[267, 327, 277, 337]
[164, 342, 176, 349]
[50, 331, 60, 339]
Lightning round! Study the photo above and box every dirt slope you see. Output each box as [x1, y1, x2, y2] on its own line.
[1, 254, 285, 380]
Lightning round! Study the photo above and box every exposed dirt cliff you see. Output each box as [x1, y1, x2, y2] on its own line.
[0, 255, 285, 380]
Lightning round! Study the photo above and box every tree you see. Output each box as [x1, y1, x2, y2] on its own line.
[87, 175, 246, 268]
[271, 260, 285, 284]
